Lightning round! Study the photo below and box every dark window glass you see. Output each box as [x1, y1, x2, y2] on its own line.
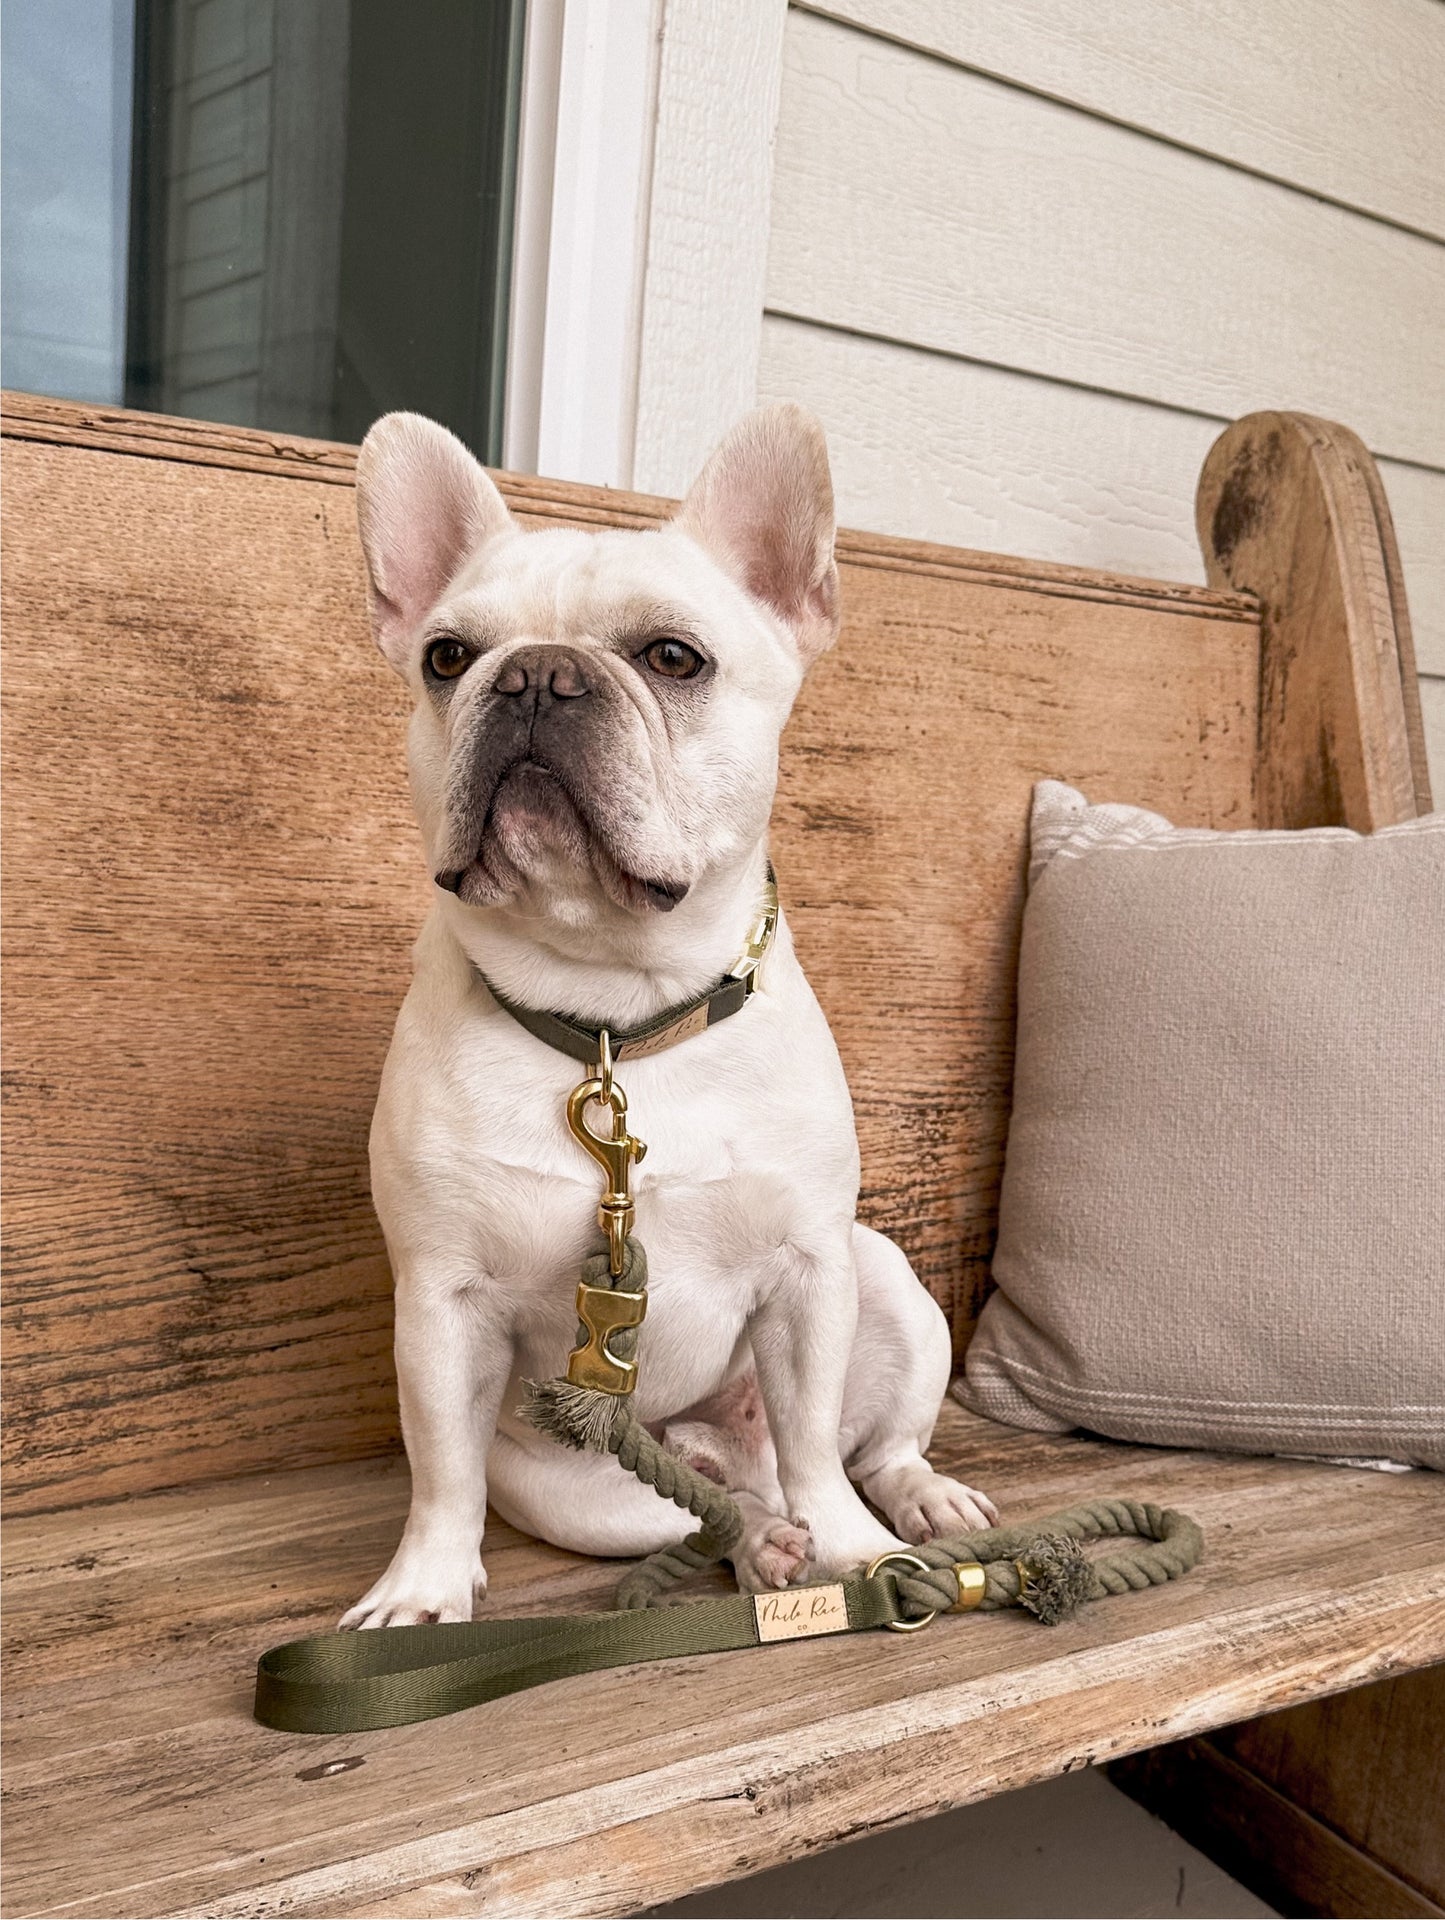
[3, 0, 524, 461]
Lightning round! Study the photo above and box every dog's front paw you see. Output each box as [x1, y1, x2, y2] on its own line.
[731, 1501, 816, 1593]
[339, 1543, 487, 1629]
[803, 1503, 907, 1580]
[870, 1464, 999, 1544]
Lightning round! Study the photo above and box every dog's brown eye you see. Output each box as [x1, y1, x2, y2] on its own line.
[426, 637, 475, 680]
[641, 638, 703, 679]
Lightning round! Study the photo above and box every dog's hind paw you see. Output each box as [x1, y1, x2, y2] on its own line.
[863, 1461, 1000, 1544]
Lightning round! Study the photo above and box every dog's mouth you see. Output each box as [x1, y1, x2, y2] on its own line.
[434, 757, 689, 914]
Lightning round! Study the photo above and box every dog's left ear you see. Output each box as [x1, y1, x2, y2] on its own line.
[356, 412, 514, 670]
[675, 404, 840, 665]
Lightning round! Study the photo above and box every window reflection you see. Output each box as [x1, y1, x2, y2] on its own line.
[2, 0, 522, 461]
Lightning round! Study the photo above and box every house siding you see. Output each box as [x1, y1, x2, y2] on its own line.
[752, 1, 1445, 792]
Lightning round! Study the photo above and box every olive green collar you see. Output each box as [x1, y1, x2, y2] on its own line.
[476, 869, 779, 1065]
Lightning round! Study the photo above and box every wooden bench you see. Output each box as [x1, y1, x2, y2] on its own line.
[3, 392, 1441, 1919]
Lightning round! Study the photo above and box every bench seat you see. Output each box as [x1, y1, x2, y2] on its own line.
[3, 396, 1441, 1915]
[5, 1405, 1442, 1919]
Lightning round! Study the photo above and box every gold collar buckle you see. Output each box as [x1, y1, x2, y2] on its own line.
[726, 872, 779, 994]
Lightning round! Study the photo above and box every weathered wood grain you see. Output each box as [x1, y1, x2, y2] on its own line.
[1217, 1670, 1445, 1909]
[1111, 1734, 1444, 1919]
[1198, 410, 1433, 828]
[1132, 1667, 1445, 1919]
[3, 1407, 1443, 1920]
[1388, 462, 1445, 679]
[1, 396, 1258, 1511]
[0, 390, 1259, 612]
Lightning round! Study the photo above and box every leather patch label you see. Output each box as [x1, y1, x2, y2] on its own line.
[752, 1584, 849, 1643]
[614, 1003, 710, 1060]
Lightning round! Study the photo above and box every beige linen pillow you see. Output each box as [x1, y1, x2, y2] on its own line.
[957, 781, 1445, 1468]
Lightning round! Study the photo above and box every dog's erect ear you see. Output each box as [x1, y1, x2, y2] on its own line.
[355, 412, 513, 668]
[674, 404, 840, 665]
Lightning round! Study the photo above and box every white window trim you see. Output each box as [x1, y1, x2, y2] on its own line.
[503, 0, 787, 495]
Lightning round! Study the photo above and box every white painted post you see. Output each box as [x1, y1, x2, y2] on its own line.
[503, 0, 787, 495]
[631, 0, 788, 496]
[503, 0, 663, 488]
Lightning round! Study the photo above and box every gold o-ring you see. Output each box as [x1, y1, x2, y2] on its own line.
[865, 1549, 939, 1632]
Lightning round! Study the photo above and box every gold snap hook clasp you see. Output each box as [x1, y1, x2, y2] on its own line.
[566, 1034, 646, 1276]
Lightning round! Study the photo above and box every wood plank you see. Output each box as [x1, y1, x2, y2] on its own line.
[3, 1407, 1443, 1919]
[768, 11, 1445, 469]
[0, 401, 1258, 1509]
[1211, 1671, 1445, 1911]
[802, 0, 1445, 240]
[1358, 441, 1435, 815]
[0, 390, 1254, 613]
[758, 315, 1445, 690]
[1380, 463, 1445, 679]
[1111, 1735, 1444, 1919]
[1197, 411, 1426, 829]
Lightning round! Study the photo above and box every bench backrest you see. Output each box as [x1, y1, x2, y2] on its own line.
[1, 395, 1425, 1511]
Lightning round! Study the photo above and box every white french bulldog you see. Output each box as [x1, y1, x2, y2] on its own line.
[343, 404, 996, 1628]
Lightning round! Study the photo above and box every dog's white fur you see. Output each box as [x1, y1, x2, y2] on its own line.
[344, 405, 996, 1627]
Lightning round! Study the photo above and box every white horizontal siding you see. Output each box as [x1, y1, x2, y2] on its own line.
[759, 316, 1445, 796]
[632, 0, 788, 495]
[759, 314, 1445, 676]
[757, 4, 1444, 801]
[802, 0, 1445, 239]
[768, 10, 1445, 471]
[758, 313, 1219, 582]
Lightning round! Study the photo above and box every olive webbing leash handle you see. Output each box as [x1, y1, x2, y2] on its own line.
[255, 1499, 1203, 1733]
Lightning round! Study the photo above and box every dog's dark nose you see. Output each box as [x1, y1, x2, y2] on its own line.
[494, 647, 592, 703]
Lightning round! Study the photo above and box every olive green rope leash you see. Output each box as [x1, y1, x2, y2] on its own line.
[254, 1496, 1203, 1732]
[514, 1244, 1206, 1619]
[252, 1003, 1206, 1734]
[254, 1227, 1203, 1736]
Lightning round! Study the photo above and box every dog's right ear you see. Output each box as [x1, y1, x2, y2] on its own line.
[674, 403, 840, 667]
[355, 413, 514, 669]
